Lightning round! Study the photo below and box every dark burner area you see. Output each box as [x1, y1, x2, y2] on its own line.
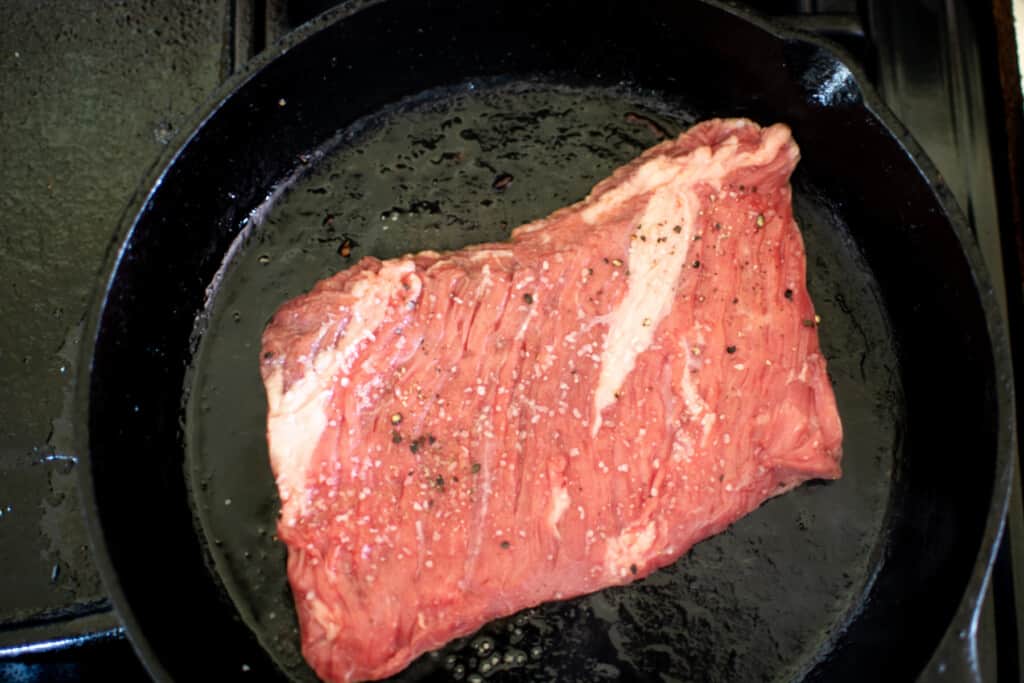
[1, 0, 1020, 681]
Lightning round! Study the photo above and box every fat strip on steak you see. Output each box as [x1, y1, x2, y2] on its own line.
[260, 118, 843, 683]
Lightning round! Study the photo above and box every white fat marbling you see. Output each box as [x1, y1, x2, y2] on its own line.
[591, 125, 794, 435]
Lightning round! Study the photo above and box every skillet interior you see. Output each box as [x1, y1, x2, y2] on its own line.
[81, 1, 1006, 681]
[186, 80, 898, 682]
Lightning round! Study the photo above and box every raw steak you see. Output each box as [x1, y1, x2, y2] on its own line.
[260, 118, 843, 683]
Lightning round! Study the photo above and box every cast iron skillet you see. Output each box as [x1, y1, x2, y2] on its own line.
[77, 0, 1014, 681]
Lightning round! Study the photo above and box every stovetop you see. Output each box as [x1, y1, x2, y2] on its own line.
[1, 0, 1020, 680]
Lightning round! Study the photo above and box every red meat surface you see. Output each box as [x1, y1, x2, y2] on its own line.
[260, 118, 843, 683]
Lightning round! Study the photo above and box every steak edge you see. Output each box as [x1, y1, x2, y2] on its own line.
[260, 118, 843, 683]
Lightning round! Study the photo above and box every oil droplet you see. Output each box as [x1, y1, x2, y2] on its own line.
[473, 637, 494, 656]
[154, 121, 175, 145]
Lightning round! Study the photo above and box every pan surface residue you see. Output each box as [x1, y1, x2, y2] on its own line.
[184, 80, 900, 682]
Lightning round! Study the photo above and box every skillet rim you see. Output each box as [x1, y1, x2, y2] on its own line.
[74, 0, 1015, 680]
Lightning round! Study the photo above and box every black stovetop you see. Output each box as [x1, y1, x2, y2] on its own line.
[1, 0, 1019, 680]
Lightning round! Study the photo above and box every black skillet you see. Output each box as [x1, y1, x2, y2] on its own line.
[76, 0, 1014, 681]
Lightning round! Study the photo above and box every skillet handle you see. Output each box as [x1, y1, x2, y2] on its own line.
[917, 624, 983, 683]
[917, 569, 1002, 683]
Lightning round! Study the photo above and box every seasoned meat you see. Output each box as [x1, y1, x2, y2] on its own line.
[260, 118, 842, 683]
